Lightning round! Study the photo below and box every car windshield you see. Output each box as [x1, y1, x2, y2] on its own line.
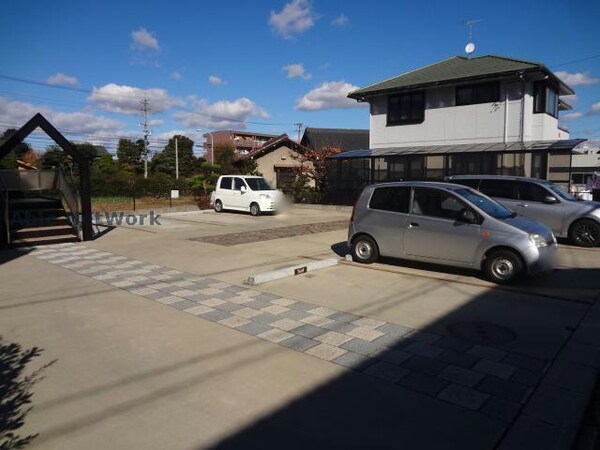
[245, 178, 273, 191]
[543, 181, 577, 201]
[455, 188, 514, 220]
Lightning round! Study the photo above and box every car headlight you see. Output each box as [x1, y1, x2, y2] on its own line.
[259, 194, 272, 199]
[529, 233, 548, 248]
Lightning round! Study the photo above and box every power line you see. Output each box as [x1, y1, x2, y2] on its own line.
[550, 53, 600, 69]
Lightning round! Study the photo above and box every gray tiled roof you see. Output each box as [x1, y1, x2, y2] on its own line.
[348, 55, 574, 98]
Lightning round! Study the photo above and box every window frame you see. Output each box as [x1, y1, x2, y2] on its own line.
[220, 176, 233, 190]
[410, 187, 475, 222]
[455, 82, 500, 106]
[533, 81, 558, 118]
[368, 186, 411, 214]
[387, 91, 425, 126]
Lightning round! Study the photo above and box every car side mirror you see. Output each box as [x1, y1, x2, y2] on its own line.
[240, 185, 247, 192]
[459, 209, 478, 224]
[542, 195, 557, 204]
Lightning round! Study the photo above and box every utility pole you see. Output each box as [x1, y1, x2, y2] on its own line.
[140, 99, 151, 179]
[295, 122, 303, 143]
[175, 137, 179, 180]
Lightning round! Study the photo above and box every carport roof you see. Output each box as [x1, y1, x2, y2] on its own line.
[328, 139, 587, 159]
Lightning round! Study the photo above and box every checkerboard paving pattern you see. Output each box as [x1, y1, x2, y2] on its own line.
[26, 243, 550, 421]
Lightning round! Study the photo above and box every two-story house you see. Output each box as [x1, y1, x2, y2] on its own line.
[326, 55, 586, 204]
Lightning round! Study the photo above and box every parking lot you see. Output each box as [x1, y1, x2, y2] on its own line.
[2, 205, 600, 449]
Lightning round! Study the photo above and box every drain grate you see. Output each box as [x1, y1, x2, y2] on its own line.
[447, 321, 516, 344]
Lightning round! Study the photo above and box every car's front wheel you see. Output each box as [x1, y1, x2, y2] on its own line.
[351, 235, 379, 264]
[484, 249, 523, 284]
[569, 219, 600, 247]
[249, 203, 261, 217]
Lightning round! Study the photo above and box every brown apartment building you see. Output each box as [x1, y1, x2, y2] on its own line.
[203, 130, 278, 161]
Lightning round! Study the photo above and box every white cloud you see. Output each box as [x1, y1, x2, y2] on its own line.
[174, 97, 269, 129]
[130, 28, 160, 52]
[0, 97, 125, 139]
[171, 71, 181, 80]
[295, 81, 366, 111]
[269, 0, 315, 38]
[561, 112, 583, 120]
[148, 119, 164, 126]
[555, 71, 599, 86]
[208, 75, 225, 85]
[89, 83, 184, 115]
[590, 102, 600, 115]
[46, 72, 79, 87]
[282, 63, 311, 80]
[331, 13, 348, 27]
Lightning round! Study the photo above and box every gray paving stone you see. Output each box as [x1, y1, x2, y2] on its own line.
[437, 349, 479, 369]
[404, 330, 440, 344]
[371, 333, 408, 349]
[291, 301, 318, 311]
[170, 299, 201, 311]
[477, 375, 530, 403]
[331, 352, 376, 371]
[280, 309, 311, 321]
[200, 309, 234, 322]
[404, 341, 444, 359]
[402, 355, 448, 376]
[251, 312, 282, 325]
[496, 414, 573, 450]
[340, 338, 383, 357]
[320, 320, 357, 334]
[480, 397, 522, 423]
[510, 368, 542, 387]
[214, 302, 243, 313]
[254, 292, 281, 302]
[225, 285, 248, 293]
[473, 359, 517, 380]
[279, 335, 319, 352]
[438, 383, 490, 411]
[377, 322, 412, 337]
[236, 321, 273, 336]
[375, 348, 412, 366]
[158, 284, 185, 293]
[183, 293, 211, 302]
[293, 324, 328, 339]
[364, 361, 410, 383]
[468, 344, 507, 362]
[502, 353, 547, 372]
[328, 311, 362, 323]
[212, 290, 239, 300]
[439, 365, 486, 387]
[522, 382, 588, 430]
[400, 372, 449, 396]
[243, 299, 271, 309]
[143, 291, 171, 300]
[435, 336, 473, 352]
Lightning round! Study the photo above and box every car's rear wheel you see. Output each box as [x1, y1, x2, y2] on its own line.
[569, 219, 600, 247]
[214, 200, 223, 213]
[484, 249, 523, 284]
[249, 203, 261, 217]
[351, 235, 379, 264]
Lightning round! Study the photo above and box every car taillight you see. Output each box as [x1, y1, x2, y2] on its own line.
[350, 198, 359, 222]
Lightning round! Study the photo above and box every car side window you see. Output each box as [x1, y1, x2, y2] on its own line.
[519, 182, 550, 202]
[233, 178, 246, 190]
[411, 188, 470, 220]
[454, 178, 480, 189]
[479, 179, 518, 199]
[220, 177, 232, 190]
[369, 187, 410, 213]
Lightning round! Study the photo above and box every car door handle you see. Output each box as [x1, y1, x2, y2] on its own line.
[516, 203, 528, 208]
[409, 222, 419, 227]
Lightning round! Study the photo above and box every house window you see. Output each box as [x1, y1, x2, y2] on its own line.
[533, 81, 558, 117]
[387, 92, 425, 125]
[455, 82, 500, 106]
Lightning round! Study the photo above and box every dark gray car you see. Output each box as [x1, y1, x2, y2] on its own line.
[349, 181, 557, 283]
[448, 175, 600, 247]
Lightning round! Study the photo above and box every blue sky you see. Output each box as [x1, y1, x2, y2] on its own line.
[1, 0, 599, 155]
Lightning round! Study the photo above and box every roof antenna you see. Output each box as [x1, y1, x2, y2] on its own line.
[463, 19, 481, 58]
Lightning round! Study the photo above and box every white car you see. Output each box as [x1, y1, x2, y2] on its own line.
[211, 175, 281, 216]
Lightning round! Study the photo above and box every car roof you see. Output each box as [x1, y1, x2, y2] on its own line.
[366, 181, 465, 191]
[220, 175, 263, 178]
[449, 175, 547, 183]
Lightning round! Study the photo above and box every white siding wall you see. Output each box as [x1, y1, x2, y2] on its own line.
[369, 80, 569, 148]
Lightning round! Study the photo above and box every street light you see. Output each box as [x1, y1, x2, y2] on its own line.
[197, 129, 214, 164]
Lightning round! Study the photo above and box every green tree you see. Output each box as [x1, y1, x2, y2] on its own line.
[116, 138, 145, 174]
[0, 129, 32, 170]
[151, 135, 196, 177]
[40, 145, 74, 173]
[214, 144, 236, 173]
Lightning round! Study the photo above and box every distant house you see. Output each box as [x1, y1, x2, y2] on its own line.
[326, 54, 585, 204]
[242, 134, 313, 189]
[204, 130, 278, 161]
[301, 127, 369, 152]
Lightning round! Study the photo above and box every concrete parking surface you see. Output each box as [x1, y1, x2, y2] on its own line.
[1, 205, 599, 449]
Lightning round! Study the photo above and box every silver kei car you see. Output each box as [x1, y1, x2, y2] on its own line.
[448, 175, 600, 247]
[348, 181, 558, 284]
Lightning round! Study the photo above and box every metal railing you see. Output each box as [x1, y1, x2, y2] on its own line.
[57, 170, 81, 239]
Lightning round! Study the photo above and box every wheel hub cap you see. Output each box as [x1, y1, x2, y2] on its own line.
[356, 241, 372, 259]
[492, 258, 514, 279]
